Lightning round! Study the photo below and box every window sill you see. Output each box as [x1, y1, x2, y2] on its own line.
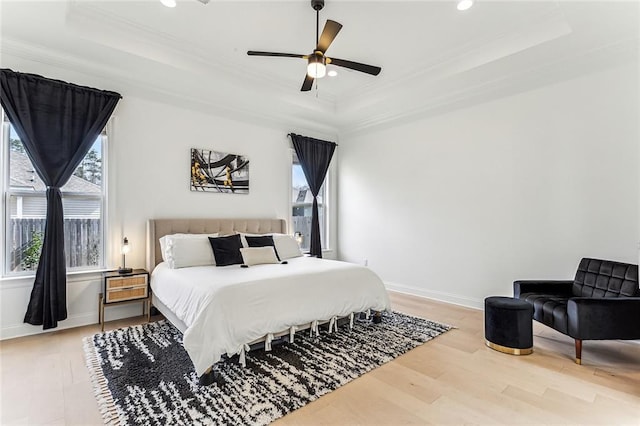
[1, 267, 110, 284]
[68, 268, 111, 277]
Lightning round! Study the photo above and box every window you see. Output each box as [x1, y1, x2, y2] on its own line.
[291, 152, 328, 252]
[2, 112, 107, 275]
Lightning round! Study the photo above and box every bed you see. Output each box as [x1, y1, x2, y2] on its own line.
[146, 218, 391, 382]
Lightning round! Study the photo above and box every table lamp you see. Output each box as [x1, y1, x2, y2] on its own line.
[118, 237, 133, 274]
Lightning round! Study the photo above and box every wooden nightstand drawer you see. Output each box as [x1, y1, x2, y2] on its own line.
[106, 274, 148, 290]
[106, 285, 148, 303]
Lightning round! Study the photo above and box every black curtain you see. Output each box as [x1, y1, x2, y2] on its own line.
[289, 133, 337, 258]
[0, 69, 121, 329]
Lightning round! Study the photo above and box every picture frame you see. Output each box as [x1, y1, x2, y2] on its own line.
[190, 148, 249, 194]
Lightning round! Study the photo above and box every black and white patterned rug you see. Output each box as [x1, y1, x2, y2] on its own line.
[84, 311, 452, 425]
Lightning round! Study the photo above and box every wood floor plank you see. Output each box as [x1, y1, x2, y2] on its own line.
[63, 381, 104, 425]
[365, 361, 442, 404]
[592, 393, 640, 419]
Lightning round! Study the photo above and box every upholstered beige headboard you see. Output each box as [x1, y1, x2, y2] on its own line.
[146, 218, 287, 272]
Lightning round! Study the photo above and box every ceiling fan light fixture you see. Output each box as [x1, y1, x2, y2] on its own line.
[457, 0, 474, 11]
[307, 54, 326, 79]
[307, 63, 326, 79]
[160, 0, 177, 8]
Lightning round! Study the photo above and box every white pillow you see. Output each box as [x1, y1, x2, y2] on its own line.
[160, 233, 218, 269]
[240, 246, 279, 266]
[159, 235, 172, 261]
[159, 233, 192, 261]
[160, 233, 216, 260]
[273, 234, 303, 260]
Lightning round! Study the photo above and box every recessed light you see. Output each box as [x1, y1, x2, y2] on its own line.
[457, 0, 474, 11]
[327, 70, 338, 77]
[161, 0, 177, 8]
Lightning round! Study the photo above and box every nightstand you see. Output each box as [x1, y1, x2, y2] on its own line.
[99, 269, 150, 331]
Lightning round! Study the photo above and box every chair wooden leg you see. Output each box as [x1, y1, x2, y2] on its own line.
[575, 339, 582, 365]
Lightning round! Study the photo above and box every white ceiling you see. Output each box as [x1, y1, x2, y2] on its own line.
[1, 0, 638, 135]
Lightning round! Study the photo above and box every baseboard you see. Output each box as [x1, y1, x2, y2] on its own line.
[0, 312, 98, 340]
[0, 304, 142, 340]
[384, 281, 484, 310]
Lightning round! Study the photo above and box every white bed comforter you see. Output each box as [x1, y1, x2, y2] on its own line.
[151, 257, 391, 375]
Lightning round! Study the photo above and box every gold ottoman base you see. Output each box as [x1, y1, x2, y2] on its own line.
[486, 339, 533, 356]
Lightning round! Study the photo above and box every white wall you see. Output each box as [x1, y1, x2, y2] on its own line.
[338, 64, 639, 309]
[0, 65, 336, 339]
[109, 97, 294, 269]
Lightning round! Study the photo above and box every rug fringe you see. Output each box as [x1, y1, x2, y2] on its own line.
[83, 336, 123, 426]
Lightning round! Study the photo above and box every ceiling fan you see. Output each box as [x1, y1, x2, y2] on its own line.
[247, 0, 382, 92]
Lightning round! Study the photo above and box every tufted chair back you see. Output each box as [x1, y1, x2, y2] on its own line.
[572, 258, 639, 298]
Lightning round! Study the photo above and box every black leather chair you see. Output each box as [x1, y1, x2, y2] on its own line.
[514, 258, 640, 364]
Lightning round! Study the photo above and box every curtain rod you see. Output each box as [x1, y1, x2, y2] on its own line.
[1, 69, 123, 99]
[287, 133, 338, 146]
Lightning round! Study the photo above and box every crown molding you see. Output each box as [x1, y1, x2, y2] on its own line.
[1, 37, 339, 135]
[338, 36, 639, 136]
[335, 2, 571, 108]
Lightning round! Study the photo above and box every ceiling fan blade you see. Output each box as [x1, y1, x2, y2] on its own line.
[301, 74, 314, 92]
[316, 20, 342, 53]
[247, 51, 307, 59]
[327, 57, 382, 76]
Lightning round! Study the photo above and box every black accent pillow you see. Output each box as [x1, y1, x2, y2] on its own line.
[208, 234, 243, 266]
[245, 235, 281, 261]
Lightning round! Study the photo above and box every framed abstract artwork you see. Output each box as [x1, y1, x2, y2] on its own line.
[190, 148, 250, 194]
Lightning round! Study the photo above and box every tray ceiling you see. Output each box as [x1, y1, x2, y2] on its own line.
[1, 0, 638, 134]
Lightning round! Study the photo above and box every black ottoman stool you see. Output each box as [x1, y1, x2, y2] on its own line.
[484, 296, 533, 355]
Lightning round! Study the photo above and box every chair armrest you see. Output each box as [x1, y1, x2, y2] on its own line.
[513, 280, 574, 298]
[568, 297, 640, 340]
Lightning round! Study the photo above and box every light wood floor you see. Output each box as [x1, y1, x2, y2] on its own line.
[1, 292, 639, 425]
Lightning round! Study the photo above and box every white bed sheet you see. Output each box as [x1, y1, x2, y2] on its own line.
[151, 256, 391, 375]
